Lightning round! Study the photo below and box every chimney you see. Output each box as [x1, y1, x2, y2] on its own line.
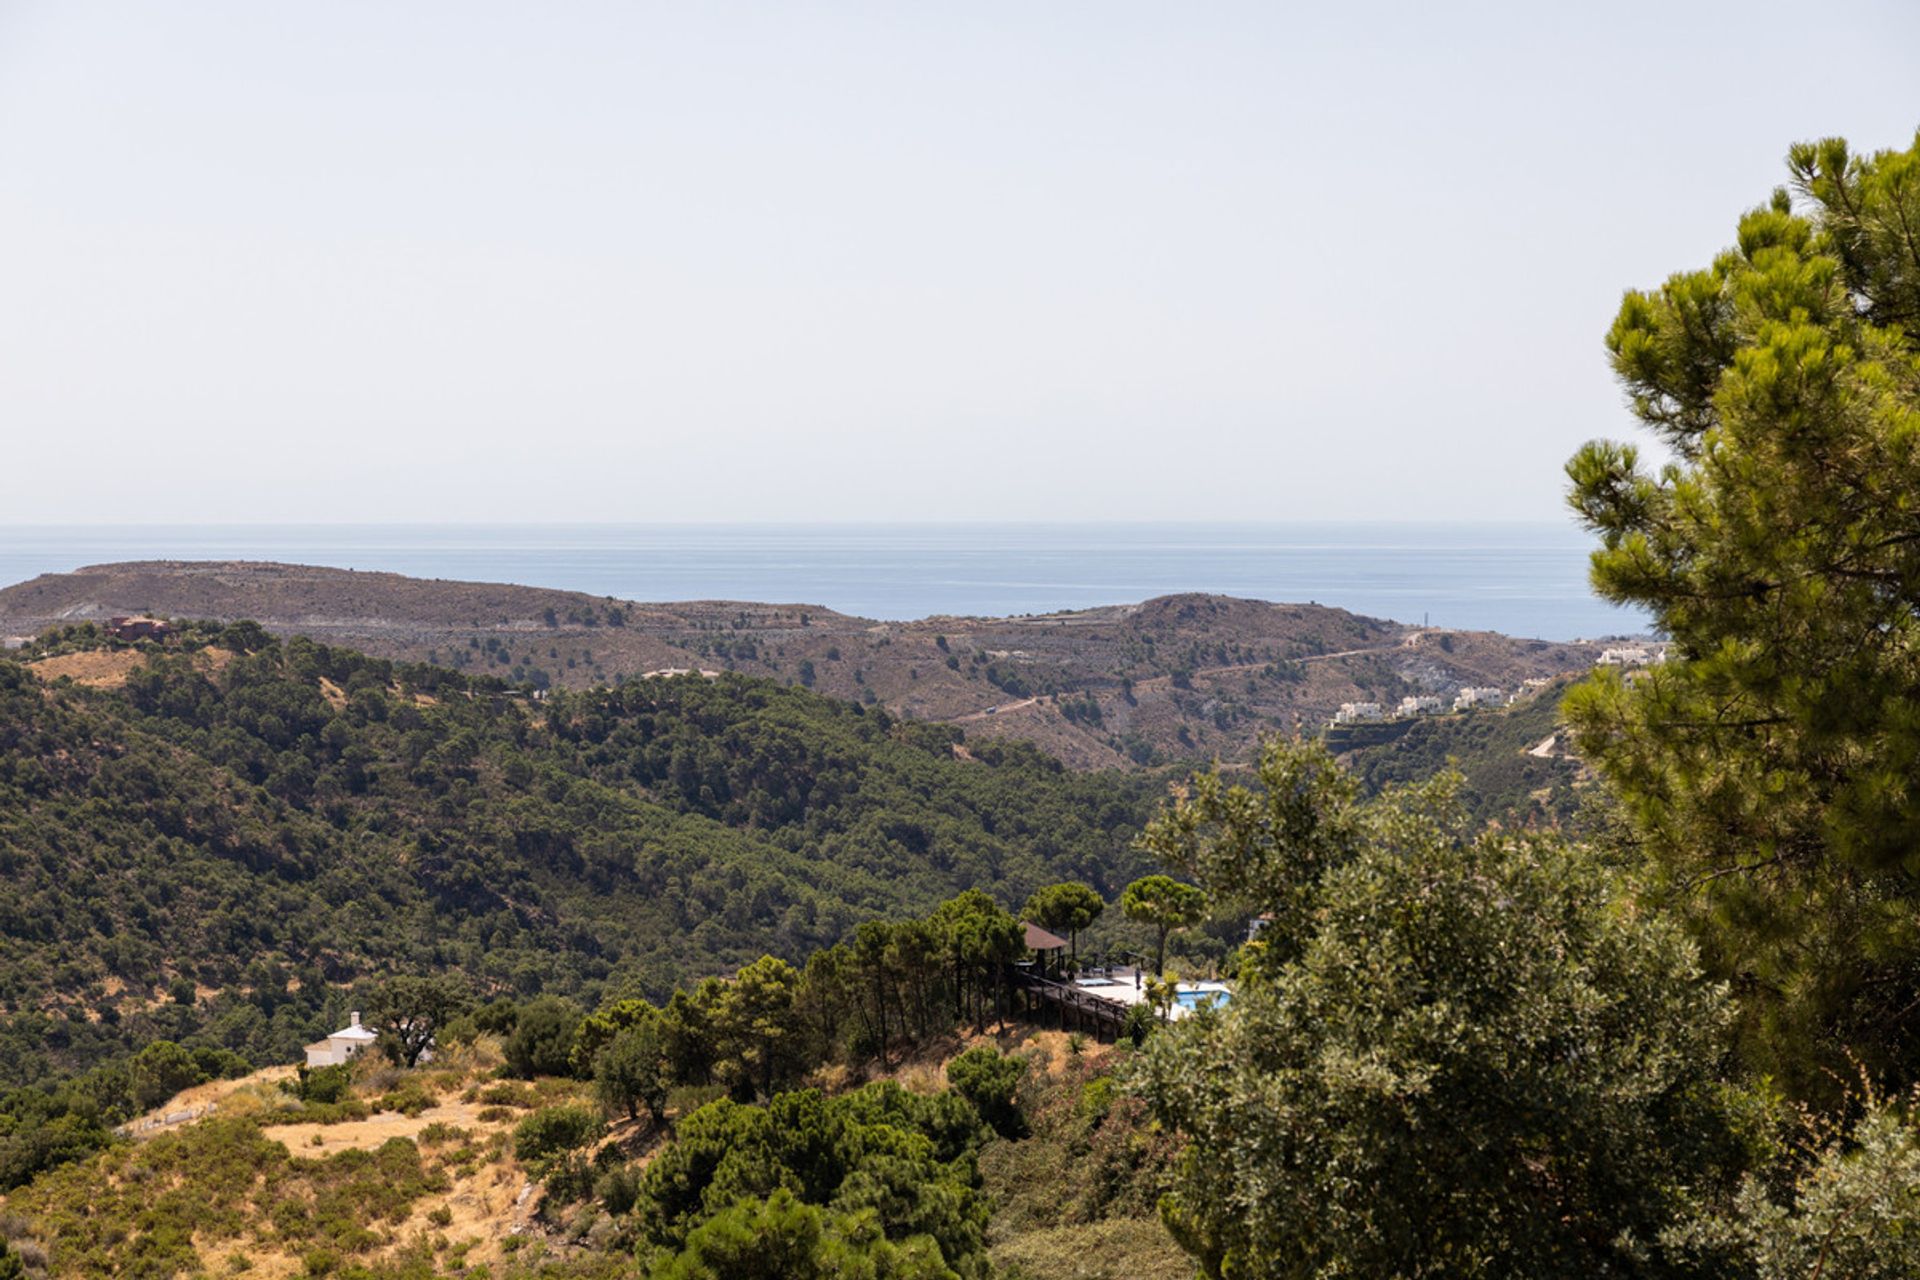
[349, 1011, 361, 1028]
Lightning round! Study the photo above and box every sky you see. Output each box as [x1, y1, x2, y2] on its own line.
[0, 2, 1916, 525]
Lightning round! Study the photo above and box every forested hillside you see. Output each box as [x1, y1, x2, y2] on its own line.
[0, 622, 1158, 1088]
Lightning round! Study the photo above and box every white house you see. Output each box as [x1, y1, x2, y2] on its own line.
[1331, 701, 1385, 725]
[1453, 686, 1509, 712]
[1397, 695, 1445, 717]
[304, 1011, 379, 1068]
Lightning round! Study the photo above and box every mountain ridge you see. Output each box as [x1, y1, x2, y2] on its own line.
[0, 560, 1607, 768]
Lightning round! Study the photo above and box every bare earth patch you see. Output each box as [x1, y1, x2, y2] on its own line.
[193, 644, 238, 676]
[27, 648, 145, 687]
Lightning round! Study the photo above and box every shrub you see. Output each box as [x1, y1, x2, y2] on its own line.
[504, 997, 582, 1080]
[286, 1064, 354, 1105]
[514, 1105, 603, 1173]
[375, 1081, 437, 1118]
[127, 1040, 207, 1111]
[416, 1122, 469, 1148]
[597, 1164, 643, 1216]
[478, 1082, 535, 1108]
[541, 1152, 597, 1204]
[946, 1046, 1028, 1139]
[1666, 1095, 1920, 1276]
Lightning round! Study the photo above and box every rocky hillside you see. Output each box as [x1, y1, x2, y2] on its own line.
[0, 561, 1607, 767]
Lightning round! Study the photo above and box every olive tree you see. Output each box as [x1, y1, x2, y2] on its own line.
[1132, 740, 1751, 1279]
[596, 1016, 672, 1127]
[371, 974, 468, 1069]
[1666, 1096, 1920, 1278]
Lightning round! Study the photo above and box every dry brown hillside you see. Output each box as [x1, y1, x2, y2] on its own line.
[0, 561, 1602, 768]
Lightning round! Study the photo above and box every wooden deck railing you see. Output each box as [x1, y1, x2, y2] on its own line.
[1007, 967, 1132, 1038]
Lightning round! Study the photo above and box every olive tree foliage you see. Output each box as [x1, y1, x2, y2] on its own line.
[370, 974, 468, 1069]
[1132, 739, 1753, 1279]
[1665, 1095, 1920, 1279]
[1563, 132, 1920, 1093]
[1137, 735, 1433, 971]
[596, 1016, 672, 1126]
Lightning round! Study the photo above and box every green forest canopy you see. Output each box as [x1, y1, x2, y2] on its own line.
[0, 621, 1159, 1088]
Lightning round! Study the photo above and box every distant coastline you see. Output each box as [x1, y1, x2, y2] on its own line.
[0, 521, 1640, 642]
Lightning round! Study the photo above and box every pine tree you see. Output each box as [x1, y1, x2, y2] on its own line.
[1565, 131, 1920, 1094]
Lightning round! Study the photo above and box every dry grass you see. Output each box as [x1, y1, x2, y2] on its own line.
[124, 1064, 298, 1136]
[989, 1218, 1194, 1280]
[261, 1099, 502, 1157]
[851, 1024, 1117, 1095]
[26, 648, 144, 688]
[123, 1042, 552, 1274]
[193, 644, 238, 676]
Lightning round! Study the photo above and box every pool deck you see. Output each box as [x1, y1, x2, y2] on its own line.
[1047, 966, 1232, 1021]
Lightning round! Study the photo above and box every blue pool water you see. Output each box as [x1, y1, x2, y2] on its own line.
[1175, 988, 1231, 1010]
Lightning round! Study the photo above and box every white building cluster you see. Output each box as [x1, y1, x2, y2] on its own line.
[1597, 646, 1654, 667]
[1452, 686, 1508, 711]
[1327, 672, 1567, 729]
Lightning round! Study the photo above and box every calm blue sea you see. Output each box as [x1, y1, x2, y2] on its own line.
[0, 523, 1644, 641]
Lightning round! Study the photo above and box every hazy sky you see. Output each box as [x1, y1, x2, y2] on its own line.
[1, 3, 1915, 524]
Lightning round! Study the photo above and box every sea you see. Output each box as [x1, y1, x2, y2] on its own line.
[0, 522, 1646, 642]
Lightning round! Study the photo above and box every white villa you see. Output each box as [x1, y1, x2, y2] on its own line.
[1597, 646, 1653, 667]
[1453, 686, 1509, 711]
[1332, 701, 1385, 725]
[1397, 695, 1445, 717]
[304, 1011, 378, 1068]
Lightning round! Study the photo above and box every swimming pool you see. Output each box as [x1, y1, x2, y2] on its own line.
[1175, 986, 1232, 1010]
